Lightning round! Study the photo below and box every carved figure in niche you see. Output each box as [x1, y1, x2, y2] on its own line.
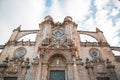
[22, 58, 30, 68]
[42, 38, 49, 46]
[106, 59, 112, 65]
[67, 38, 74, 47]
[0, 57, 9, 73]
[39, 49, 45, 58]
[92, 57, 104, 63]
[6, 58, 18, 74]
[50, 38, 60, 44]
[32, 56, 39, 65]
[49, 38, 62, 49]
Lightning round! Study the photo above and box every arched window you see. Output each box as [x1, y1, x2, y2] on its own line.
[49, 54, 66, 67]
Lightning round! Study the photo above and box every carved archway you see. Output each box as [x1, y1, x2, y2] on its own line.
[44, 52, 71, 63]
[48, 54, 67, 80]
[48, 54, 67, 70]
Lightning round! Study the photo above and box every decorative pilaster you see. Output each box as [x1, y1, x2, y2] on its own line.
[72, 56, 80, 80]
[41, 63, 48, 80]
[32, 56, 41, 80]
[0, 57, 8, 79]
[20, 58, 30, 80]
[67, 63, 73, 80]
[85, 58, 94, 80]
[106, 59, 118, 80]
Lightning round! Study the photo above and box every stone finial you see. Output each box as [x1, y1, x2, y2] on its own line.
[96, 28, 102, 33]
[44, 15, 53, 22]
[64, 16, 72, 22]
[13, 25, 21, 32]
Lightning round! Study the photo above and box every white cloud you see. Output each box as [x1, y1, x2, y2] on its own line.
[0, 0, 120, 56]
[95, 0, 109, 10]
[0, 0, 46, 44]
[64, 0, 90, 21]
[111, 8, 119, 16]
[0, 21, 12, 44]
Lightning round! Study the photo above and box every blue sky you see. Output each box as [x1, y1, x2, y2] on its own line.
[0, 0, 120, 55]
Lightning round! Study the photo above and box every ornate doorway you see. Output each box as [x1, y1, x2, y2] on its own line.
[48, 54, 67, 80]
[4, 77, 17, 80]
[97, 77, 110, 80]
[50, 70, 65, 80]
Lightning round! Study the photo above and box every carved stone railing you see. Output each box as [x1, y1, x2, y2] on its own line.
[115, 56, 120, 62]
[0, 45, 5, 49]
[7, 41, 36, 46]
[80, 42, 109, 47]
[110, 46, 120, 51]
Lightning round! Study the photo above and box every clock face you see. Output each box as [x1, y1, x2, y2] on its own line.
[53, 29, 64, 37]
[14, 48, 26, 58]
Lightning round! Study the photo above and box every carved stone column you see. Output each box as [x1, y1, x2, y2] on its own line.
[32, 57, 41, 80]
[73, 63, 80, 80]
[21, 68, 28, 80]
[20, 58, 30, 80]
[85, 62, 94, 80]
[0, 57, 8, 79]
[35, 63, 42, 80]
[76, 58, 85, 80]
[41, 63, 48, 80]
[72, 56, 80, 80]
[67, 63, 73, 80]
[106, 59, 118, 80]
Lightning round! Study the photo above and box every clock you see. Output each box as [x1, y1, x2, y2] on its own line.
[14, 48, 26, 58]
[53, 29, 64, 37]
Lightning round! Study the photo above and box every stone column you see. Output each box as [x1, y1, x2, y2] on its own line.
[31, 56, 41, 80]
[106, 59, 118, 80]
[73, 63, 80, 80]
[20, 58, 30, 80]
[36, 63, 42, 80]
[41, 63, 48, 80]
[20, 68, 28, 80]
[67, 63, 73, 80]
[85, 63, 94, 80]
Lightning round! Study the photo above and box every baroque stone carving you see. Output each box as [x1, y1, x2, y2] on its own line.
[42, 38, 50, 46]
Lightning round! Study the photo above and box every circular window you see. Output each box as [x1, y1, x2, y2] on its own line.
[89, 48, 100, 58]
[53, 29, 64, 37]
[91, 51, 99, 57]
[14, 47, 26, 58]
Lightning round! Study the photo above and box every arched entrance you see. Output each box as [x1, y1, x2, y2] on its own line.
[48, 54, 67, 80]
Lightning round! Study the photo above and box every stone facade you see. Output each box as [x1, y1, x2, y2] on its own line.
[0, 16, 120, 80]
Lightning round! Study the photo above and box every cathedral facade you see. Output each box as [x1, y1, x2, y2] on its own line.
[0, 16, 120, 80]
